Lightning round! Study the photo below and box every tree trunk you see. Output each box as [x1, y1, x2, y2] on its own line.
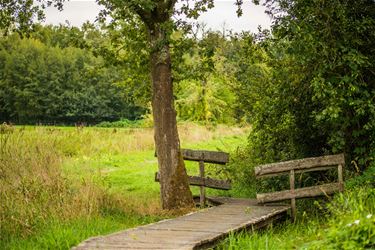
[148, 25, 194, 210]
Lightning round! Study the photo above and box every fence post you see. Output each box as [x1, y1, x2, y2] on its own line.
[199, 160, 206, 207]
[290, 169, 296, 222]
[338, 164, 344, 192]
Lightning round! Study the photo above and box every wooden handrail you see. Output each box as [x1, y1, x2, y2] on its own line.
[255, 154, 345, 178]
[255, 154, 345, 221]
[155, 149, 229, 165]
[155, 172, 231, 190]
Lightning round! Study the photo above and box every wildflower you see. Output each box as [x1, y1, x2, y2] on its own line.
[354, 220, 360, 225]
[366, 214, 372, 219]
[346, 223, 352, 227]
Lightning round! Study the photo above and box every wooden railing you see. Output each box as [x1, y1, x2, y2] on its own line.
[255, 154, 345, 221]
[155, 149, 231, 207]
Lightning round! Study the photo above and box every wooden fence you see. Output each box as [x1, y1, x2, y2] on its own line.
[255, 154, 345, 221]
[155, 149, 231, 207]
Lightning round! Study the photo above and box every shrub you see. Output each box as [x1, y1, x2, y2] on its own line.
[96, 119, 147, 128]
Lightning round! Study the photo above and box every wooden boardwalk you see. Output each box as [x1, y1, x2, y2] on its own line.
[73, 198, 289, 250]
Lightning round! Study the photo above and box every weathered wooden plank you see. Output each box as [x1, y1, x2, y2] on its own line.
[154, 149, 229, 164]
[155, 172, 231, 190]
[182, 149, 229, 164]
[255, 154, 345, 177]
[75, 241, 185, 249]
[107, 230, 214, 242]
[257, 166, 337, 178]
[257, 182, 341, 203]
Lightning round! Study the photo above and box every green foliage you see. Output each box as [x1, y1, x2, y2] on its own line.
[0, 0, 65, 35]
[314, 188, 375, 249]
[274, 0, 375, 168]
[0, 29, 145, 124]
[96, 119, 148, 128]
[234, 0, 375, 172]
[173, 31, 239, 124]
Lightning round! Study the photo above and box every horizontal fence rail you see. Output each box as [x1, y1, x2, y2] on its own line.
[155, 172, 232, 190]
[155, 149, 229, 165]
[181, 149, 229, 165]
[257, 183, 340, 203]
[255, 154, 345, 178]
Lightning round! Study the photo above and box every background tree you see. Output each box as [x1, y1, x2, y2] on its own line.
[96, 0, 247, 209]
[174, 30, 237, 124]
[0, 0, 64, 35]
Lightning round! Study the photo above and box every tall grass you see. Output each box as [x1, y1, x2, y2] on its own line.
[18, 123, 246, 157]
[0, 123, 248, 249]
[0, 125, 129, 244]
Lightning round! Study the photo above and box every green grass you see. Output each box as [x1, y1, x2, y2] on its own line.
[62, 130, 248, 202]
[1, 123, 248, 249]
[3, 214, 165, 250]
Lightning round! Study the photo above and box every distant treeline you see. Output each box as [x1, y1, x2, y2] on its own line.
[0, 24, 242, 125]
[0, 24, 145, 125]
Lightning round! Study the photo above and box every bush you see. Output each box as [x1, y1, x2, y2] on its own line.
[96, 119, 149, 128]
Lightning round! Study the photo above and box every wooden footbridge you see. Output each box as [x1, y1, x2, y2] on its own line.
[74, 151, 344, 249]
[74, 197, 288, 249]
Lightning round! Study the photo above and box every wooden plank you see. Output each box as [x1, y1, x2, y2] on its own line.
[154, 149, 229, 164]
[257, 182, 341, 203]
[182, 149, 229, 164]
[257, 166, 337, 178]
[255, 154, 345, 177]
[155, 172, 231, 190]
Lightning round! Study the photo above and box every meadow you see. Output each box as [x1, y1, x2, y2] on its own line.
[0, 123, 249, 249]
[1, 123, 374, 250]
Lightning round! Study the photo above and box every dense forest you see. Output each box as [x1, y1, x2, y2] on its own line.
[0, 24, 146, 124]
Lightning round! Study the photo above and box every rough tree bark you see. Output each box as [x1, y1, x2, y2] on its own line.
[146, 21, 194, 209]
